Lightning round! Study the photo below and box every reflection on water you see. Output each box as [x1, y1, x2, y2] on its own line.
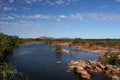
[8, 43, 108, 80]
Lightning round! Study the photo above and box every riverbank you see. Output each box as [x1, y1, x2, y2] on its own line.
[52, 42, 120, 54]
[74, 45, 120, 54]
[0, 33, 30, 80]
[0, 33, 20, 80]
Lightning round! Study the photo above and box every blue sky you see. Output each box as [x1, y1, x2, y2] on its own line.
[0, 0, 120, 38]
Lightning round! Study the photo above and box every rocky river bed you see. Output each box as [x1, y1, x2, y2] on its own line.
[67, 60, 120, 80]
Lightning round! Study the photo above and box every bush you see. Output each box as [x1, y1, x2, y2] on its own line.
[99, 51, 120, 65]
[0, 62, 17, 80]
[54, 45, 62, 54]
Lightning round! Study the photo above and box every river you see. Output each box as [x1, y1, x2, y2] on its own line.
[8, 42, 110, 80]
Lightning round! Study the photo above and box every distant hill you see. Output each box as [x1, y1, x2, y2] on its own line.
[39, 36, 54, 39]
[39, 36, 74, 40]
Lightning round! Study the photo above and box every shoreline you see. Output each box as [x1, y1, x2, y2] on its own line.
[52, 42, 120, 54]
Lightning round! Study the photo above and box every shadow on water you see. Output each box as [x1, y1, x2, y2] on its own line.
[55, 53, 62, 61]
[8, 42, 110, 80]
[13, 72, 29, 80]
[91, 72, 112, 80]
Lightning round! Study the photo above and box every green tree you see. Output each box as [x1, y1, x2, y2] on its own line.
[54, 45, 62, 53]
[72, 38, 81, 44]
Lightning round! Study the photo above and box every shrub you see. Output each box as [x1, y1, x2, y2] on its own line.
[54, 45, 62, 54]
[99, 51, 120, 65]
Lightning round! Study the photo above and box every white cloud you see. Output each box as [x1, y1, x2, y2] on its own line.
[57, 13, 120, 22]
[56, 15, 67, 21]
[12, 14, 51, 19]
[45, 0, 54, 5]
[7, 16, 14, 20]
[22, 7, 30, 11]
[31, 0, 37, 2]
[99, 5, 108, 8]
[30, 14, 50, 19]
[85, 13, 120, 21]
[59, 15, 67, 18]
[9, 0, 14, 3]
[0, 22, 16, 26]
[17, 21, 40, 27]
[56, 0, 64, 5]
[70, 13, 83, 20]
[0, 0, 80, 12]
[1, 13, 120, 22]
[116, 0, 120, 2]
[0, 16, 14, 20]
[43, 0, 79, 6]
[26, 0, 39, 4]
[0, 21, 41, 29]
[67, 0, 71, 2]
[26, 0, 32, 4]
[3, 7, 13, 11]
[0, 22, 4, 27]
[0, 22, 14, 28]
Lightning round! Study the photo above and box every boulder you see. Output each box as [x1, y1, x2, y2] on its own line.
[118, 55, 120, 59]
[70, 60, 74, 63]
[85, 65, 93, 73]
[56, 61, 62, 64]
[79, 71, 91, 79]
[76, 66, 85, 73]
[79, 70, 89, 75]
[77, 66, 84, 71]
[69, 65, 75, 70]
[112, 75, 120, 80]
[96, 62, 105, 70]
[62, 49, 71, 53]
[106, 64, 113, 69]
[88, 60, 97, 65]
[73, 61, 80, 66]
[96, 66, 102, 72]
[113, 68, 120, 74]
[66, 69, 71, 72]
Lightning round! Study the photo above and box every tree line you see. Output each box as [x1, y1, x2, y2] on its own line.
[37, 38, 120, 47]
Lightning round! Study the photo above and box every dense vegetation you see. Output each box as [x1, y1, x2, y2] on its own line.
[0, 33, 20, 61]
[0, 33, 20, 80]
[0, 33, 39, 80]
[38, 38, 120, 47]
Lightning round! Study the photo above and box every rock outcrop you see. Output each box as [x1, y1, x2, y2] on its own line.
[62, 49, 71, 53]
[56, 61, 62, 64]
[67, 60, 120, 80]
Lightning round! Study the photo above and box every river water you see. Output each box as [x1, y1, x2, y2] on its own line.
[8, 42, 110, 80]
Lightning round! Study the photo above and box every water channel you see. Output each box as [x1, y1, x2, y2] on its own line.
[8, 42, 111, 80]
